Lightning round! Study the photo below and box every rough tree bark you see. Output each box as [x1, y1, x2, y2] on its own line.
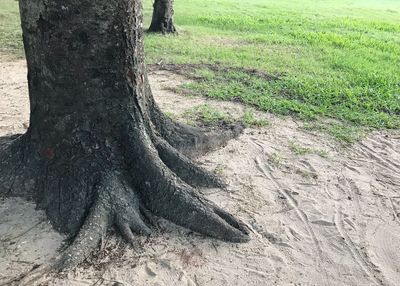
[148, 0, 176, 33]
[0, 0, 249, 272]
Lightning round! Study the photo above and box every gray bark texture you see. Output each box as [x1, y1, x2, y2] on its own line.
[148, 0, 176, 33]
[0, 0, 249, 272]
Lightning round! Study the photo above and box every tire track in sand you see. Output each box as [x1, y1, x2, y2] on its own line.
[334, 206, 384, 285]
[355, 142, 400, 174]
[389, 198, 400, 226]
[255, 156, 331, 286]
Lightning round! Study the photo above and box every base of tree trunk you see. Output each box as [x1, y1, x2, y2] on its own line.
[0, 94, 248, 272]
[0, 0, 249, 276]
[148, 21, 176, 34]
[148, 0, 177, 34]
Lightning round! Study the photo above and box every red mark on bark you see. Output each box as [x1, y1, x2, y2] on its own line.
[43, 148, 55, 160]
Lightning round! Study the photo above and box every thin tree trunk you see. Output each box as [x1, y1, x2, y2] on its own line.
[0, 0, 248, 272]
[148, 0, 176, 33]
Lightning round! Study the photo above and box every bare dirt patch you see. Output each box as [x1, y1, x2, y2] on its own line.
[1, 60, 400, 286]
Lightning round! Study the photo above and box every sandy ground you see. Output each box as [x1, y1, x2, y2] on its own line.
[1, 60, 400, 286]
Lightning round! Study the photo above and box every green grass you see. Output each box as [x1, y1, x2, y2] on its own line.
[288, 141, 328, 158]
[302, 121, 366, 144]
[1, 0, 400, 142]
[243, 109, 269, 127]
[143, 0, 400, 138]
[183, 104, 233, 126]
[268, 152, 285, 166]
[0, 0, 23, 57]
[183, 104, 268, 128]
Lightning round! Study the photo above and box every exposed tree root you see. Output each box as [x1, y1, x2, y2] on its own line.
[148, 96, 244, 158]
[124, 112, 250, 243]
[153, 135, 226, 188]
[54, 186, 110, 271]
[54, 173, 150, 271]
[157, 118, 243, 159]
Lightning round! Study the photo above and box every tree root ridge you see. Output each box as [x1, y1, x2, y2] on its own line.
[149, 102, 244, 158]
[153, 135, 226, 188]
[54, 173, 149, 272]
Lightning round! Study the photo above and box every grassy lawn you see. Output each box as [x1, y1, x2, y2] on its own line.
[0, 0, 24, 57]
[1, 0, 400, 142]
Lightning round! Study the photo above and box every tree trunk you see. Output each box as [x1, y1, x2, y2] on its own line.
[148, 0, 176, 33]
[0, 0, 248, 271]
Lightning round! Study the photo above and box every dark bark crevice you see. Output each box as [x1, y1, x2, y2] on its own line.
[0, 0, 250, 275]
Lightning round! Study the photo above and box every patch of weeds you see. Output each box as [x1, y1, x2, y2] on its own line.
[177, 83, 203, 97]
[194, 68, 216, 81]
[183, 104, 233, 127]
[164, 111, 177, 119]
[242, 108, 269, 127]
[288, 141, 328, 158]
[315, 149, 329, 158]
[288, 141, 310, 155]
[303, 122, 366, 145]
[268, 152, 284, 166]
[214, 164, 226, 175]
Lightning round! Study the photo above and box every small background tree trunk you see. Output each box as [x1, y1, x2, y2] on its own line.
[148, 0, 176, 33]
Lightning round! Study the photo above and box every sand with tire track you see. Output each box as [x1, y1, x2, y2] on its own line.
[1, 60, 400, 286]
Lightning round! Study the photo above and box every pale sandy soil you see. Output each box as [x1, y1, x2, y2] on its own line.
[1, 60, 400, 286]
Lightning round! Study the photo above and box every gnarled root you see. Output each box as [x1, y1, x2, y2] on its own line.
[125, 114, 250, 242]
[145, 81, 244, 158]
[54, 173, 152, 272]
[153, 135, 226, 188]
[153, 110, 243, 158]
